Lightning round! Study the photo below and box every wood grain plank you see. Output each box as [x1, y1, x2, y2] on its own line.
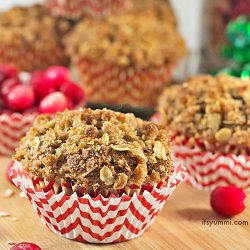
[0, 157, 249, 250]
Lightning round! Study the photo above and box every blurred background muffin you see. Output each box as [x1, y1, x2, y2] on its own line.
[0, 4, 70, 71]
[158, 74, 250, 153]
[45, 0, 133, 20]
[64, 0, 186, 108]
[158, 74, 250, 190]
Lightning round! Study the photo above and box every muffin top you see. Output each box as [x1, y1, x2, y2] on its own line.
[14, 108, 173, 190]
[133, 0, 177, 26]
[158, 75, 250, 148]
[0, 5, 70, 55]
[64, 0, 186, 68]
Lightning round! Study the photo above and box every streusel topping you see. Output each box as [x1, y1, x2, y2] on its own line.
[0, 5, 69, 70]
[134, 0, 177, 26]
[158, 75, 250, 148]
[64, 0, 186, 68]
[15, 109, 173, 189]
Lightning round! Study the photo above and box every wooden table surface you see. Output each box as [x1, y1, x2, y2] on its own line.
[0, 156, 249, 250]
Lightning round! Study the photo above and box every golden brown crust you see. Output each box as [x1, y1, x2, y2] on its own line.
[64, 0, 186, 68]
[0, 5, 69, 71]
[14, 109, 173, 190]
[133, 0, 177, 26]
[158, 74, 250, 149]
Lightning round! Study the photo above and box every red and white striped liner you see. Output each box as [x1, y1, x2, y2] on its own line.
[45, 0, 132, 19]
[0, 112, 37, 156]
[172, 136, 250, 191]
[75, 59, 174, 107]
[11, 161, 186, 243]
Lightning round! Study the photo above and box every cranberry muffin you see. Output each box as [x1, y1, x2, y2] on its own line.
[64, 0, 186, 108]
[158, 74, 250, 190]
[0, 5, 69, 71]
[12, 108, 187, 243]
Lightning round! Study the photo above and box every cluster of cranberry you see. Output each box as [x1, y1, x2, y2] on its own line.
[0, 65, 85, 114]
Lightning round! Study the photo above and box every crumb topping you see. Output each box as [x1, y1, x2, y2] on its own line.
[14, 109, 173, 189]
[0, 5, 69, 70]
[158, 74, 250, 148]
[64, 0, 186, 68]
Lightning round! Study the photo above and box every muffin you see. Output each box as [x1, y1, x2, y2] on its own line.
[158, 74, 250, 190]
[12, 108, 186, 243]
[45, 0, 133, 20]
[64, 1, 186, 108]
[0, 5, 69, 72]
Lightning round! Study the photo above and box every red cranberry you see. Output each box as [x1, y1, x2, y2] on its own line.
[0, 64, 17, 85]
[31, 71, 55, 101]
[211, 185, 246, 217]
[0, 77, 21, 99]
[6, 85, 35, 112]
[60, 81, 85, 104]
[0, 97, 6, 110]
[10, 242, 41, 250]
[39, 92, 72, 114]
[44, 66, 70, 89]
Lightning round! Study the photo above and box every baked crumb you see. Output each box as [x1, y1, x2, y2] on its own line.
[14, 108, 173, 189]
[3, 189, 14, 198]
[158, 74, 250, 149]
[6, 240, 15, 246]
[0, 212, 11, 217]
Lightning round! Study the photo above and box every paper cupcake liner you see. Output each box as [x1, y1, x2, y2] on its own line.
[0, 112, 37, 156]
[172, 135, 250, 191]
[0, 44, 67, 72]
[45, 0, 132, 20]
[11, 161, 186, 243]
[75, 59, 174, 107]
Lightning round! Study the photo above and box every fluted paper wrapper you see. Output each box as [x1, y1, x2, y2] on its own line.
[11, 161, 186, 243]
[75, 59, 174, 107]
[0, 113, 37, 156]
[172, 136, 250, 191]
